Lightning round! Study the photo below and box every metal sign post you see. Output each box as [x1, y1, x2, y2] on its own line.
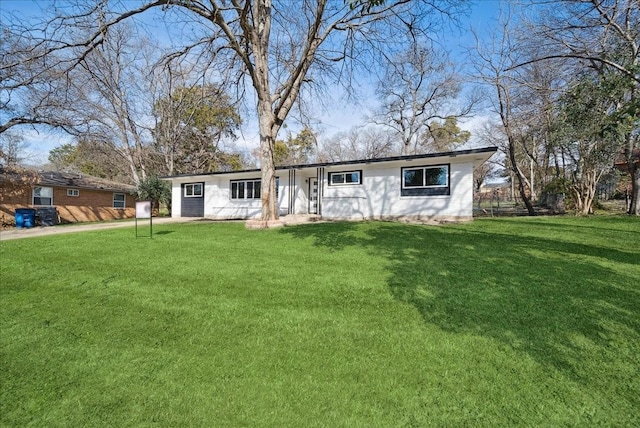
[135, 201, 153, 238]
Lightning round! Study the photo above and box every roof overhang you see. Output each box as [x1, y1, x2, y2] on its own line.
[161, 146, 499, 181]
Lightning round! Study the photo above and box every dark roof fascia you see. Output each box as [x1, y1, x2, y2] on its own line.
[281, 146, 499, 169]
[162, 146, 499, 180]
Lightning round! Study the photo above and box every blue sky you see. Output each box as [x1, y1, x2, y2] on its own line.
[1, 0, 503, 165]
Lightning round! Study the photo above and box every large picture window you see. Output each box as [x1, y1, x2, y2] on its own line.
[184, 183, 203, 197]
[328, 170, 362, 186]
[231, 179, 261, 200]
[401, 164, 450, 196]
[33, 186, 53, 205]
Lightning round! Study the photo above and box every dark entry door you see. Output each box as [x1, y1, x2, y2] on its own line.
[181, 182, 205, 217]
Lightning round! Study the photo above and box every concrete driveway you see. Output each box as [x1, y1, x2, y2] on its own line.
[0, 217, 196, 241]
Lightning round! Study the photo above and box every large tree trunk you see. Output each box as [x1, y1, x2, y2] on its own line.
[257, 99, 279, 221]
[249, 0, 281, 221]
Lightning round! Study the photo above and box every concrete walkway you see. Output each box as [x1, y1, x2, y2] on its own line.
[0, 217, 196, 241]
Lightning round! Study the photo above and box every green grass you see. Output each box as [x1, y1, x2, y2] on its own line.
[1, 216, 639, 426]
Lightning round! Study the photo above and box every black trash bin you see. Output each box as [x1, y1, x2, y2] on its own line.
[15, 208, 36, 229]
[36, 207, 59, 226]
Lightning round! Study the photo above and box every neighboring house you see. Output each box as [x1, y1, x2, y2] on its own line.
[1, 169, 136, 225]
[614, 147, 640, 173]
[164, 147, 498, 222]
[476, 181, 510, 202]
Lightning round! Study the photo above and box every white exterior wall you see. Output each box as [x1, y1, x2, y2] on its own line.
[171, 182, 182, 218]
[167, 150, 491, 221]
[206, 175, 261, 219]
[171, 172, 292, 219]
[277, 175, 291, 216]
[320, 159, 474, 221]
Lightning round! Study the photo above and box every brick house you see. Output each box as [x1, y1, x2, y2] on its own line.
[1, 168, 136, 225]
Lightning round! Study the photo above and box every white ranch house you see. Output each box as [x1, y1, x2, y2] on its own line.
[164, 146, 497, 222]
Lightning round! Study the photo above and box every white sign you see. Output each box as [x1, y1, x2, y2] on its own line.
[136, 201, 152, 219]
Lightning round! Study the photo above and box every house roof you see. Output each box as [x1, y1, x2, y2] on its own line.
[162, 146, 499, 180]
[1, 167, 135, 193]
[37, 171, 136, 192]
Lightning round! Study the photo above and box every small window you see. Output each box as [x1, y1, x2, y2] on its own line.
[113, 193, 126, 209]
[401, 165, 450, 196]
[328, 170, 362, 186]
[33, 186, 53, 206]
[184, 183, 203, 197]
[67, 189, 79, 197]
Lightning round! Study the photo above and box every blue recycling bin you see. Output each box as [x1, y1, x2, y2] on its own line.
[15, 208, 36, 229]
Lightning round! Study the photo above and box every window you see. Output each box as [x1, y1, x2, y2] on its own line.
[401, 164, 450, 196]
[231, 179, 261, 200]
[184, 183, 203, 197]
[33, 186, 53, 205]
[67, 189, 79, 197]
[328, 170, 362, 186]
[113, 193, 126, 208]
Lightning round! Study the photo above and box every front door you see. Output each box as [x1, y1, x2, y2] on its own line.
[308, 179, 318, 214]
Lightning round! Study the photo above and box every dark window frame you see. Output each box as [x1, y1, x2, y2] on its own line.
[230, 177, 280, 200]
[230, 178, 261, 200]
[328, 170, 363, 186]
[400, 164, 450, 196]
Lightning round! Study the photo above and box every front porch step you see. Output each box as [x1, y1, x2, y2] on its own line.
[245, 214, 321, 229]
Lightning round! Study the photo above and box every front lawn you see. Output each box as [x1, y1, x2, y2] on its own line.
[1, 217, 638, 426]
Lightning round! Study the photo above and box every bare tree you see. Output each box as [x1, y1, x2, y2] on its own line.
[474, 160, 496, 192]
[370, 44, 477, 155]
[0, 130, 38, 218]
[13, 0, 463, 220]
[152, 81, 243, 175]
[0, 10, 75, 134]
[47, 139, 132, 183]
[0, 132, 30, 166]
[520, 0, 639, 85]
[472, 12, 537, 215]
[63, 24, 161, 185]
[318, 126, 397, 162]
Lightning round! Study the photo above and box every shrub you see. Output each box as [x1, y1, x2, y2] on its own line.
[135, 176, 171, 214]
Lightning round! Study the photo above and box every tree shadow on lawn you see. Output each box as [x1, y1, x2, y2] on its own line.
[502, 216, 640, 239]
[280, 221, 640, 388]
